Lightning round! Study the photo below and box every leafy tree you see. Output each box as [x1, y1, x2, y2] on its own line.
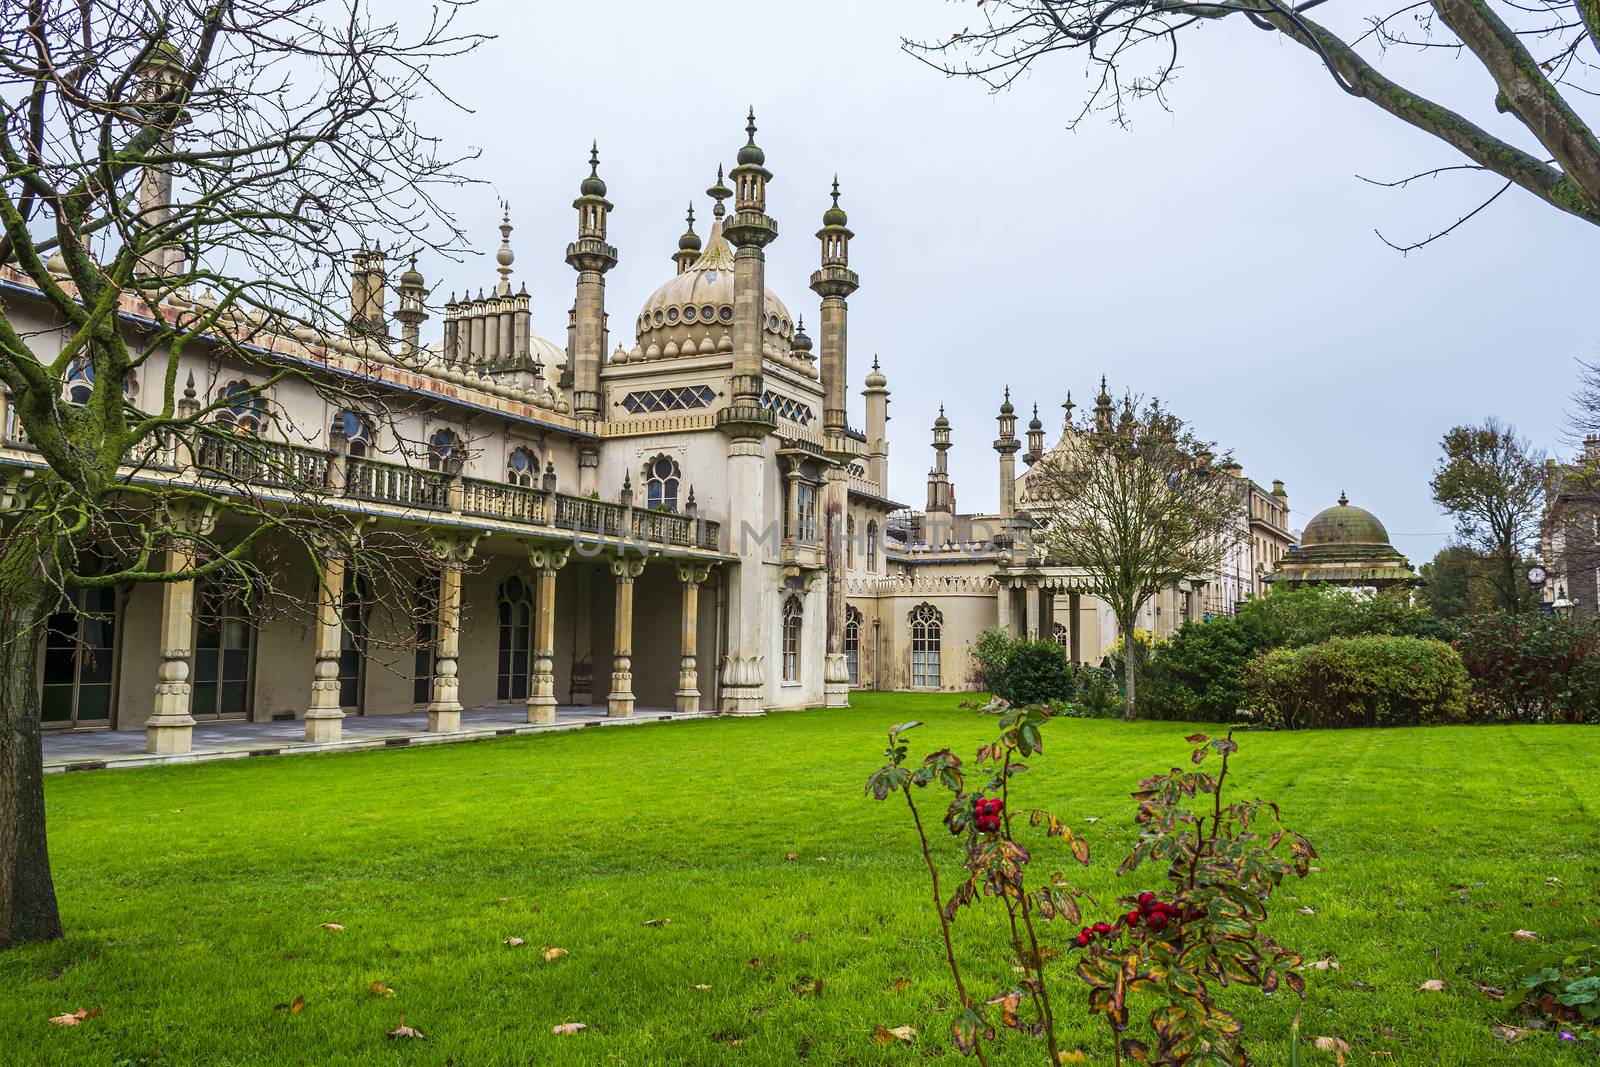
[1418, 546, 1481, 621]
[1430, 419, 1547, 614]
[908, 0, 1600, 248]
[0, 0, 479, 949]
[1025, 387, 1239, 720]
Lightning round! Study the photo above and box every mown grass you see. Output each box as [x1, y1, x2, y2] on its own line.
[2, 693, 1597, 1065]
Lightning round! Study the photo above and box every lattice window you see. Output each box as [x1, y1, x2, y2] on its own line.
[866, 521, 878, 572]
[845, 605, 862, 687]
[620, 384, 715, 414]
[335, 410, 373, 457]
[910, 603, 943, 689]
[1053, 621, 1069, 649]
[507, 446, 538, 486]
[645, 454, 681, 512]
[761, 390, 814, 425]
[782, 596, 803, 682]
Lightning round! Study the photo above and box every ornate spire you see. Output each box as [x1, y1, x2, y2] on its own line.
[495, 200, 515, 295]
[1062, 390, 1075, 423]
[673, 200, 702, 274]
[1338, 490, 1349, 506]
[707, 165, 732, 220]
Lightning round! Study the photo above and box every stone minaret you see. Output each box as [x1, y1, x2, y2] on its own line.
[673, 203, 702, 275]
[566, 144, 617, 493]
[1024, 404, 1044, 466]
[927, 407, 955, 513]
[810, 177, 860, 710]
[348, 245, 386, 338]
[394, 253, 428, 356]
[863, 356, 890, 489]
[716, 111, 780, 716]
[994, 388, 1019, 519]
[133, 41, 188, 279]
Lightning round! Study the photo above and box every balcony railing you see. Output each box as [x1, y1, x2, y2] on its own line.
[460, 477, 548, 524]
[344, 455, 451, 511]
[196, 431, 331, 491]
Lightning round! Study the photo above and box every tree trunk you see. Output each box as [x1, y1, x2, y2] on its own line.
[0, 548, 62, 949]
[1122, 620, 1138, 722]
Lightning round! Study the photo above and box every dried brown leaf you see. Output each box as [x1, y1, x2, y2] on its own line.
[1491, 1025, 1530, 1043]
[541, 946, 567, 961]
[1297, 907, 1316, 916]
[746, 957, 765, 970]
[891, 977, 911, 993]
[784, 853, 799, 860]
[317, 923, 345, 931]
[872, 1024, 916, 1044]
[1313, 1036, 1349, 1053]
[1511, 930, 1538, 941]
[642, 918, 670, 927]
[689, 983, 712, 990]
[1059, 1052, 1090, 1065]
[503, 937, 525, 947]
[1419, 979, 1445, 992]
[551, 1022, 588, 1036]
[48, 1007, 99, 1027]
[368, 982, 396, 997]
[386, 1013, 425, 1040]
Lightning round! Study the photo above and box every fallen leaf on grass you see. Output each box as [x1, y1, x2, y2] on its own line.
[368, 982, 396, 997]
[386, 1014, 425, 1040]
[784, 853, 799, 860]
[1491, 1025, 1531, 1043]
[503, 937, 525, 947]
[746, 957, 765, 970]
[1511, 930, 1538, 941]
[872, 1025, 916, 1044]
[551, 1022, 587, 1036]
[541, 946, 567, 962]
[891, 977, 911, 993]
[271, 996, 305, 1015]
[792, 978, 824, 997]
[498, 896, 510, 902]
[1472, 982, 1505, 1001]
[1309, 959, 1341, 971]
[1418, 980, 1445, 992]
[689, 983, 712, 990]
[1059, 1052, 1089, 1064]
[1313, 1036, 1349, 1053]
[642, 918, 670, 927]
[1297, 907, 1316, 916]
[47, 1007, 101, 1027]
[317, 923, 344, 932]
[816, 856, 828, 863]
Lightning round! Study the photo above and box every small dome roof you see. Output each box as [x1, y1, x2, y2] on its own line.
[1300, 493, 1391, 548]
[635, 217, 793, 355]
[865, 357, 886, 388]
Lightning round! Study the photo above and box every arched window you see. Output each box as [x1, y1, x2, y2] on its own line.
[413, 572, 437, 705]
[645, 454, 681, 511]
[910, 603, 943, 689]
[1053, 621, 1069, 649]
[866, 521, 879, 572]
[335, 410, 373, 457]
[427, 427, 463, 473]
[844, 605, 862, 687]
[507, 446, 539, 486]
[65, 357, 95, 404]
[496, 575, 532, 700]
[781, 596, 803, 682]
[846, 515, 856, 569]
[218, 380, 268, 435]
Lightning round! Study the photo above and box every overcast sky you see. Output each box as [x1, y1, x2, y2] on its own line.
[399, 0, 1596, 561]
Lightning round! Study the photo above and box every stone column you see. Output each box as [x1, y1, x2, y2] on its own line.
[1024, 579, 1041, 641]
[1069, 592, 1083, 666]
[527, 544, 571, 724]
[425, 534, 478, 733]
[675, 561, 711, 712]
[608, 555, 645, 717]
[305, 550, 346, 743]
[821, 467, 851, 708]
[995, 577, 1013, 637]
[146, 506, 214, 754]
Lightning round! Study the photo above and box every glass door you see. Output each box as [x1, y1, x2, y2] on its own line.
[39, 587, 118, 729]
[193, 583, 253, 719]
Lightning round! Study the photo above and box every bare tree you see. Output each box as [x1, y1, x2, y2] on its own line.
[1025, 388, 1240, 720]
[0, 0, 482, 949]
[906, 0, 1600, 249]
[1430, 418, 1547, 613]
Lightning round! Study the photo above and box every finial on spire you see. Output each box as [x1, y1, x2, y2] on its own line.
[1004, 385, 1010, 402]
[183, 371, 196, 399]
[831, 174, 841, 207]
[1338, 490, 1349, 506]
[1063, 390, 1075, 419]
[707, 164, 732, 219]
[686, 202, 696, 230]
[746, 106, 758, 144]
[495, 199, 515, 293]
[589, 140, 600, 175]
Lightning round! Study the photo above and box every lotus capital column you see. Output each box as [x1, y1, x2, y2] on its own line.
[527, 543, 571, 724]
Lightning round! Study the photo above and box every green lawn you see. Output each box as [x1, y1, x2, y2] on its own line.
[3, 694, 1598, 1065]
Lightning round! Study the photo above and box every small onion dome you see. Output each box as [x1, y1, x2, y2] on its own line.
[1028, 404, 1043, 431]
[793, 317, 812, 354]
[1301, 492, 1392, 548]
[737, 106, 765, 166]
[999, 386, 1015, 416]
[822, 176, 848, 227]
[934, 405, 949, 429]
[706, 166, 733, 205]
[679, 204, 702, 252]
[580, 142, 607, 197]
[865, 356, 887, 388]
[399, 251, 425, 288]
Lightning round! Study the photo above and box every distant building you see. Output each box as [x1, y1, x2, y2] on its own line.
[1542, 438, 1600, 620]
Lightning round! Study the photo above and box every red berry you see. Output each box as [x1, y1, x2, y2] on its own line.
[1125, 910, 1141, 926]
[1137, 892, 1155, 907]
[1093, 922, 1113, 935]
[1148, 914, 1168, 931]
[1075, 932, 1091, 947]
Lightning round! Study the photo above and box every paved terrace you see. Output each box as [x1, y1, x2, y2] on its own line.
[43, 704, 709, 774]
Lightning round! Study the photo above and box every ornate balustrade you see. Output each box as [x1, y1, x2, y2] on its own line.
[196, 431, 331, 491]
[460, 477, 548, 524]
[344, 455, 450, 511]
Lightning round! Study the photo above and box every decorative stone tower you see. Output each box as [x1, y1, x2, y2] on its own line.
[347, 245, 387, 338]
[133, 40, 188, 280]
[393, 252, 428, 356]
[811, 177, 860, 709]
[926, 407, 955, 513]
[864, 356, 890, 489]
[1024, 404, 1044, 466]
[566, 143, 617, 494]
[716, 111, 779, 715]
[673, 202, 701, 275]
[994, 387, 1019, 519]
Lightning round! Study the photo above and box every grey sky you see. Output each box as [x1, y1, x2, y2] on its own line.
[402, 0, 1595, 561]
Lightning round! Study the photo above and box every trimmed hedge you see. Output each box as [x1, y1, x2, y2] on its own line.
[1451, 613, 1600, 724]
[1244, 635, 1470, 729]
[1000, 640, 1077, 706]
